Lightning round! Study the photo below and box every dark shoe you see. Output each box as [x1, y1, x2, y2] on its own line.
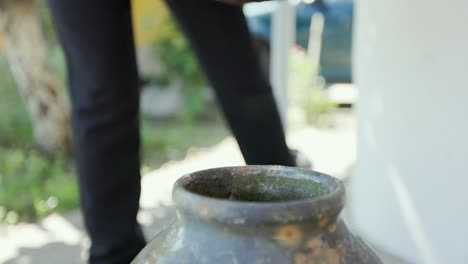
[88, 224, 146, 264]
[290, 149, 313, 169]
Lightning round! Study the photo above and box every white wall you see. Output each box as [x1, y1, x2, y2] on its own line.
[351, 1, 468, 263]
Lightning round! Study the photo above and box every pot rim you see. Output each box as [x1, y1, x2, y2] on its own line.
[173, 166, 346, 225]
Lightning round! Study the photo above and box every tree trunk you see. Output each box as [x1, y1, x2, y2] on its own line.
[0, 0, 71, 154]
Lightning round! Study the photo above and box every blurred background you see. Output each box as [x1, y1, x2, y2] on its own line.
[0, 0, 343, 225]
[1, 0, 466, 263]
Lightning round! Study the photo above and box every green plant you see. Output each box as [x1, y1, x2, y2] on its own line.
[152, 16, 206, 87]
[288, 47, 336, 125]
[151, 14, 208, 120]
[47, 45, 68, 87]
[0, 147, 78, 223]
[37, 0, 59, 46]
[0, 56, 33, 146]
[0, 113, 228, 223]
[0, 6, 228, 223]
[141, 115, 228, 170]
[37, 0, 69, 89]
[0, 54, 78, 223]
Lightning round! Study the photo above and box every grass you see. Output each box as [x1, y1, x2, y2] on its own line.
[0, 55, 228, 223]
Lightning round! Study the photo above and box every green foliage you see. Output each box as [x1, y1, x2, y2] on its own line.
[47, 45, 68, 87]
[0, 56, 33, 146]
[0, 5, 226, 223]
[141, 115, 228, 170]
[37, 0, 69, 89]
[151, 16, 206, 88]
[151, 15, 208, 120]
[37, 0, 59, 46]
[0, 148, 78, 223]
[0, 7, 75, 222]
[0, 114, 227, 223]
[0, 55, 77, 222]
[288, 48, 336, 125]
[180, 85, 207, 121]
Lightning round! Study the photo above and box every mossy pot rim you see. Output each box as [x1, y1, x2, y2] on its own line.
[173, 166, 346, 225]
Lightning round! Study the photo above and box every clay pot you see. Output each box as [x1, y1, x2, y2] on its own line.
[132, 166, 382, 263]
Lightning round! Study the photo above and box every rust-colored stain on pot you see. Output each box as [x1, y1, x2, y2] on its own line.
[294, 236, 345, 264]
[273, 225, 303, 248]
[327, 224, 337, 233]
[199, 204, 211, 218]
[319, 215, 330, 228]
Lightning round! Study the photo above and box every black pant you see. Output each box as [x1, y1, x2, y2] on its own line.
[48, 0, 294, 263]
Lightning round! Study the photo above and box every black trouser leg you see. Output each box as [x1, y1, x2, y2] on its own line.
[165, 0, 295, 166]
[48, 0, 294, 262]
[48, 1, 145, 263]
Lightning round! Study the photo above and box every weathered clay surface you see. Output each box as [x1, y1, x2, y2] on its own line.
[132, 166, 382, 264]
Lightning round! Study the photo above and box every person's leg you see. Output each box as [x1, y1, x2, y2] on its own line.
[165, 0, 295, 166]
[48, 1, 144, 263]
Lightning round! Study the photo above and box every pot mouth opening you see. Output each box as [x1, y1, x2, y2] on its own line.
[173, 166, 345, 224]
[181, 167, 330, 202]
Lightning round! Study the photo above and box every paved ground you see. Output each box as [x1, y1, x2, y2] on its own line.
[0, 110, 406, 264]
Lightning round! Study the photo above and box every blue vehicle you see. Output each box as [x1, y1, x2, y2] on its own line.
[244, 0, 353, 83]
